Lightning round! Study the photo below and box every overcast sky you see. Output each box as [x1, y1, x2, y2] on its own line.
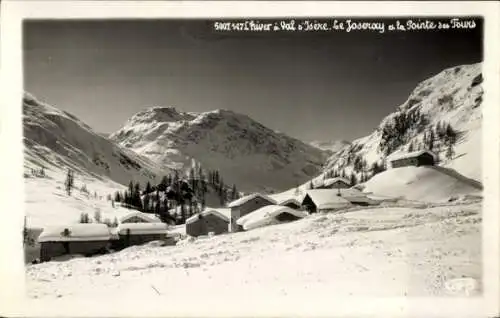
[23, 18, 483, 142]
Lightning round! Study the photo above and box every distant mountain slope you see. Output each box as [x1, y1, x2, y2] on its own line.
[23, 92, 168, 186]
[320, 63, 483, 183]
[309, 140, 351, 155]
[110, 107, 328, 192]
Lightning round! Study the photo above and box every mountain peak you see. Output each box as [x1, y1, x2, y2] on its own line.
[320, 62, 482, 184]
[127, 105, 196, 125]
[111, 106, 329, 192]
[310, 140, 351, 154]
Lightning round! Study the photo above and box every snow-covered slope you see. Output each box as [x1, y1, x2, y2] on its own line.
[23, 92, 168, 186]
[322, 63, 483, 183]
[362, 166, 482, 203]
[25, 167, 135, 229]
[110, 107, 328, 192]
[310, 140, 351, 155]
[25, 199, 481, 313]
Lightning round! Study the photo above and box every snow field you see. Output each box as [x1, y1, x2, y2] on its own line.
[26, 200, 481, 305]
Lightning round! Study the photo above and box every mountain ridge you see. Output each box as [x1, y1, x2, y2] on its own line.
[23, 92, 169, 187]
[111, 106, 329, 193]
[319, 63, 482, 186]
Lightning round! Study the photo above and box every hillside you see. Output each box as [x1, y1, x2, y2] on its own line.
[361, 166, 482, 203]
[110, 107, 328, 193]
[319, 63, 483, 184]
[310, 140, 351, 155]
[23, 92, 168, 187]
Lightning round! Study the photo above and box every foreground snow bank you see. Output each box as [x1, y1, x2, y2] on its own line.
[26, 200, 481, 312]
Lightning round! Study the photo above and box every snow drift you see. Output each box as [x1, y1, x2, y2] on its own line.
[362, 166, 482, 203]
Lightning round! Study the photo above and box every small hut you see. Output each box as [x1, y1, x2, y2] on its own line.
[37, 224, 111, 262]
[227, 193, 277, 232]
[185, 209, 230, 237]
[320, 177, 351, 189]
[236, 205, 308, 231]
[301, 189, 352, 213]
[113, 223, 172, 249]
[388, 150, 437, 169]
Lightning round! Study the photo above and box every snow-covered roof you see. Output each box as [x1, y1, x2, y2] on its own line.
[303, 190, 352, 210]
[387, 149, 437, 162]
[342, 196, 378, 204]
[119, 211, 161, 223]
[117, 222, 168, 235]
[227, 193, 277, 208]
[269, 189, 304, 204]
[236, 205, 308, 230]
[323, 177, 350, 187]
[277, 197, 301, 206]
[336, 188, 366, 199]
[38, 224, 111, 243]
[185, 209, 231, 224]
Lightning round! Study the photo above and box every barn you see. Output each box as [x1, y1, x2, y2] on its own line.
[185, 209, 230, 237]
[37, 224, 111, 262]
[319, 177, 351, 189]
[388, 150, 437, 169]
[301, 189, 352, 213]
[119, 211, 161, 224]
[227, 193, 277, 232]
[113, 222, 172, 250]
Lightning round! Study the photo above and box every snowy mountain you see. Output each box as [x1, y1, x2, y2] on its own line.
[110, 107, 328, 192]
[309, 140, 351, 155]
[23, 92, 168, 187]
[319, 63, 483, 184]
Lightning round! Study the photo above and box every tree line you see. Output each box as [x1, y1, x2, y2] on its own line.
[111, 166, 241, 225]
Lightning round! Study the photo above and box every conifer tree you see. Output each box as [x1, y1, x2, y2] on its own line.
[133, 182, 142, 210]
[94, 209, 102, 223]
[445, 123, 458, 145]
[23, 216, 29, 246]
[446, 141, 455, 160]
[428, 129, 435, 151]
[231, 184, 238, 200]
[112, 217, 119, 227]
[408, 141, 414, 152]
[189, 167, 196, 192]
[155, 190, 160, 215]
[145, 181, 152, 194]
[349, 173, 357, 186]
[341, 169, 347, 179]
[65, 169, 74, 196]
[143, 194, 150, 212]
